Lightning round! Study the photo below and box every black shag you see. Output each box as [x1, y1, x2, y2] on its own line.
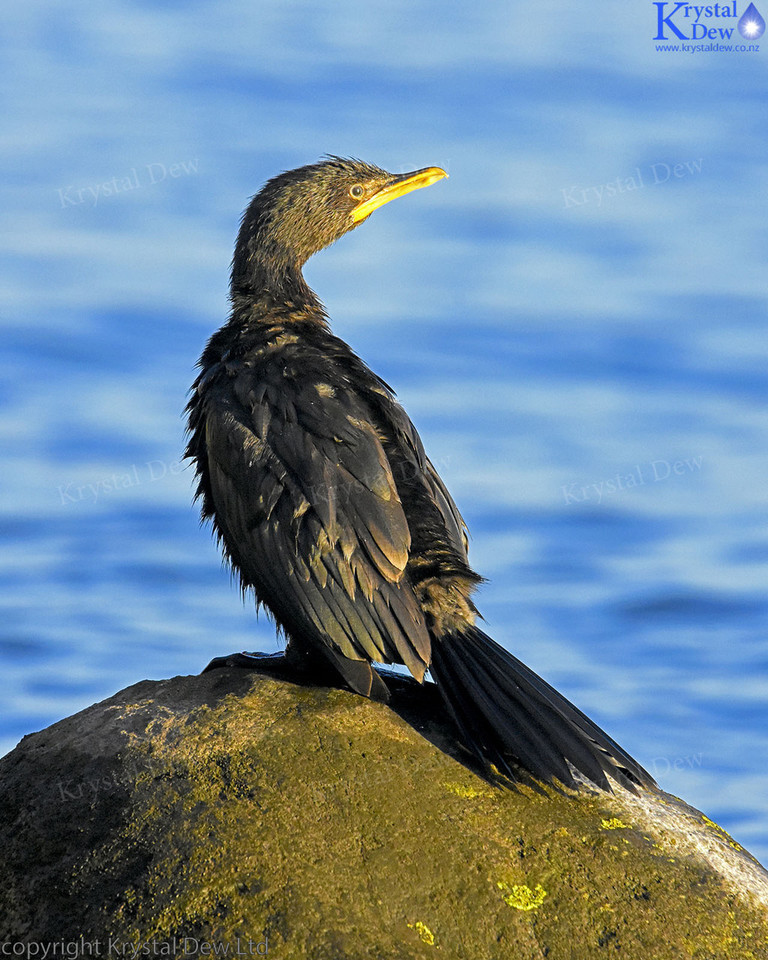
[186, 157, 654, 792]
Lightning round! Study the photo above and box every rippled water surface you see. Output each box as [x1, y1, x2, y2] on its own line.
[2, 2, 767, 863]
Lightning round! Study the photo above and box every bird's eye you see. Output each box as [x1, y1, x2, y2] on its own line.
[349, 184, 364, 200]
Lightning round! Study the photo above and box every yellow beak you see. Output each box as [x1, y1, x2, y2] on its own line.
[351, 166, 448, 223]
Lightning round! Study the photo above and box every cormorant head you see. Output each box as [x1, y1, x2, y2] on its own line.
[231, 156, 447, 299]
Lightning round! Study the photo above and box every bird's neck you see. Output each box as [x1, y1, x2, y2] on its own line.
[230, 252, 328, 326]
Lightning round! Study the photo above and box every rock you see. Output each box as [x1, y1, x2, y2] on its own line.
[1, 663, 767, 959]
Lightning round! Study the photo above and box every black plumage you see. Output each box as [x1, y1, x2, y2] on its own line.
[186, 157, 654, 792]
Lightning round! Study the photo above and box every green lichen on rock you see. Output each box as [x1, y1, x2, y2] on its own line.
[601, 817, 630, 830]
[407, 921, 436, 945]
[444, 780, 490, 799]
[1, 668, 767, 959]
[497, 881, 548, 911]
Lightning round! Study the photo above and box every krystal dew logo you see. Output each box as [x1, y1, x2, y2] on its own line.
[654, 2, 765, 40]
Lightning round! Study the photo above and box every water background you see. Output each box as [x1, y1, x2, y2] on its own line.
[2, 2, 767, 864]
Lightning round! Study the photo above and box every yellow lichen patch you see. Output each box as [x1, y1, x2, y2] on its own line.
[106, 702, 149, 716]
[600, 818, 629, 830]
[497, 881, 547, 911]
[444, 781, 488, 800]
[701, 815, 744, 851]
[407, 921, 435, 945]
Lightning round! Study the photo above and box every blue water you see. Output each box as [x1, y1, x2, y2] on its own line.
[2, 2, 767, 864]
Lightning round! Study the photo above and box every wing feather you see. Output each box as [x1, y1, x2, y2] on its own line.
[202, 366, 432, 679]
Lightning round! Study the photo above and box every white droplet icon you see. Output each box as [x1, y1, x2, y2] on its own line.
[738, 2, 766, 39]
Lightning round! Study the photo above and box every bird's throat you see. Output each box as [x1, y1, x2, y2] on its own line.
[230, 257, 327, 330]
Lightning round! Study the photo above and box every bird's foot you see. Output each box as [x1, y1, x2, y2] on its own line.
[201, 644, 386, 698]
[200, 645, 342, 687]
[202, 650, 286, 673]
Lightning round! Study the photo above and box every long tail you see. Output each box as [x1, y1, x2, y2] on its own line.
[429, 626, 655, 792]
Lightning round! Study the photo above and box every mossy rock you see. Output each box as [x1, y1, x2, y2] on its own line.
[1, 665, 767, 958]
